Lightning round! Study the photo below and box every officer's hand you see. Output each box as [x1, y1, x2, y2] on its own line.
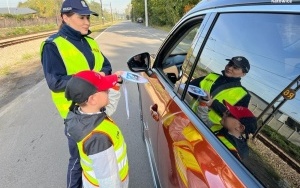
[99, 71, 106, 76]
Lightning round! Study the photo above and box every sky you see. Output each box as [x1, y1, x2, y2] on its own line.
[0, 0, 131, 13]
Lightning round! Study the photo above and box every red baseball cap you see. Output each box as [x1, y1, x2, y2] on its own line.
[223, 100, 257, 135]
[65, 70, 118, 104]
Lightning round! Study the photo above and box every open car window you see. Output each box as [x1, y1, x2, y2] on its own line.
[159, 20, 203, 85]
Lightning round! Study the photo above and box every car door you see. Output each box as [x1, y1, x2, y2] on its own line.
[136, 12, 259, 187]
[148, 12, 249, 187]
[138, 14, 211, 187]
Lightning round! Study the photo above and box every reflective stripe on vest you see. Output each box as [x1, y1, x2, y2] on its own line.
[217, 136, 240, 159]
[210, 124, 223, 132]
[197, 73, 247, 124]
[77, 119, 129, 186]
[217, 136, 237, 152]
[40, 36, 104, 118]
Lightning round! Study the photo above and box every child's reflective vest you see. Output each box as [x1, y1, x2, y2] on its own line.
[78, 118, 129, 186]
[211, 125, 241, 159]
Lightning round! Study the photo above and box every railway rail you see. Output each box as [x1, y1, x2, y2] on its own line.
[1, 31, 299, 175]
[256, 133, 300, 174]
[0, 31, 56, 48]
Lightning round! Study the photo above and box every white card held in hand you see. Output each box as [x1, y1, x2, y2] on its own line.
[180, 84, 207, 97]
[121, 71, 148, 83]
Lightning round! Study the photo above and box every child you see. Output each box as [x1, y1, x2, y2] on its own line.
[64, 70, 129, 188]
[198, 98, 257, 160]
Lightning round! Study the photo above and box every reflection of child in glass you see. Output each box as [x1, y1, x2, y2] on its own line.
[198, 99, 257, 160]
[65, 70, 129, 188]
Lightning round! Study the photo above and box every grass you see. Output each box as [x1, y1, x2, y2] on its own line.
[151, 24, 172, 32]
[0, 65, 11, 76]
[0, 20, 120, 40]
[0, 51, 40, 76]
[0, 24, 58, 40]
[90, 21, 120, 33]
[22, 53, 35, 60]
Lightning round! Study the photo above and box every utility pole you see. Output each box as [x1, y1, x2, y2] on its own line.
[110, 2, 113, 23]
[6, 0, 10, 14]
[144, 0, 148, 27]
[131, 4, 134, 22]
[99, 0, 104, 24]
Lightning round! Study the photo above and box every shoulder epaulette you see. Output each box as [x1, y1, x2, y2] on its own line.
[45, 33, 60, 42]
[210, 72, 220, 76]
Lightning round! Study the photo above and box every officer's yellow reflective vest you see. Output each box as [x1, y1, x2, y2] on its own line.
[40, 36, 104, 118]
[78, 118, 129, 186]
[191, 73, 248, 124]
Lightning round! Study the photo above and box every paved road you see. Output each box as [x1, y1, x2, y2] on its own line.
[0, 21, 167, 188]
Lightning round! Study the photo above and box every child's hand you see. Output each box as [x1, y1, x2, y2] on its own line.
[113, 71, 124, 84]
[205, 94, 213, 107]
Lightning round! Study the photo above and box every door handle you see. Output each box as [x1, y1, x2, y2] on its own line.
[150, 104, 159, 121]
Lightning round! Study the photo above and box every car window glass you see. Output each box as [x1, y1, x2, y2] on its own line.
[182, 13, 300, 187]
[161, 20, 203, 85]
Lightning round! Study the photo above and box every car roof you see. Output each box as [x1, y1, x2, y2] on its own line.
[188, 0, 299, 14]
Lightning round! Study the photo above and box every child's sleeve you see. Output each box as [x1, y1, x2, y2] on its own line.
[105, 86, 121, 116]
[196, 101, 213, 128]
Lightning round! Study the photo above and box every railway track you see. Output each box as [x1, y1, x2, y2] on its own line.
[256, 133, 300, 174]
[0, 31, 56, 48]
[0, 30, 299, 175]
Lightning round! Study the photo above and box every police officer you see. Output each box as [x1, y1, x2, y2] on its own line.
[40, 0, 112, 187]
[190, 56, 251, 125]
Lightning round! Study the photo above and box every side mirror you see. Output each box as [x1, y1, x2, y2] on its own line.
[127, 52, 150, 72]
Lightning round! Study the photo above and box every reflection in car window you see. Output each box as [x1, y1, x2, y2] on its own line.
[161, 22, 202, 85]
[182, 13, 300, 187]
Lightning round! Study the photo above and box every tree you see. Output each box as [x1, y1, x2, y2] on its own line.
[19, 0, 62, 17]
[125, 4, 132, 20]
[131, 0, 145, 22]
[132, 0, 200, 26]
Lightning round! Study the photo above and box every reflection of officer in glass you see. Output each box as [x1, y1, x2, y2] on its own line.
[190, 56, 251, 125]
[129, 54, 148, 68]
